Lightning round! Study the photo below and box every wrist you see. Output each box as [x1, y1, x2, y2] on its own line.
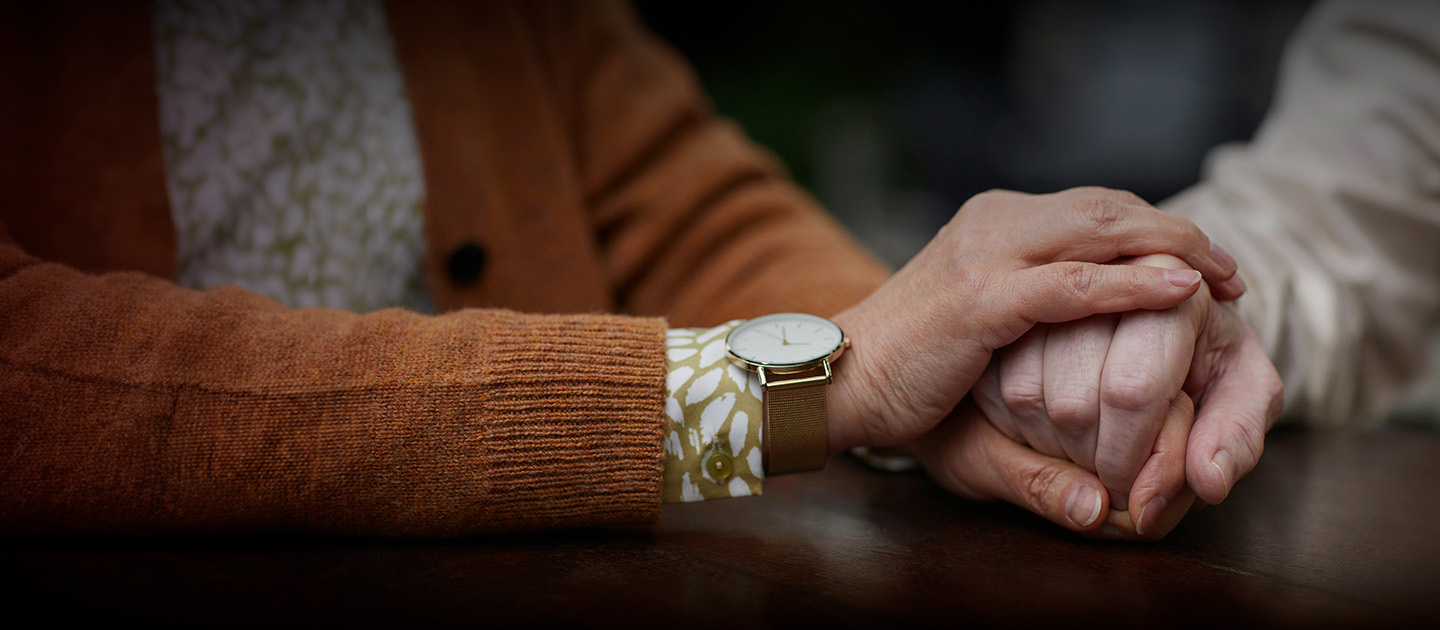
[827, 308, 881, 454]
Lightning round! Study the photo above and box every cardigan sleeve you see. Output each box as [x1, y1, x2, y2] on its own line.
[0, 231, 670, 536]
[537, 0, 892, 326]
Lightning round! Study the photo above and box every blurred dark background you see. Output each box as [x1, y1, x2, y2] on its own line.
[636, 0, 1313, 267]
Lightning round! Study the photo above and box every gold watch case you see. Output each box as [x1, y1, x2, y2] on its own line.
[725, 313, 849, 475]
[724, 312, 848, 376]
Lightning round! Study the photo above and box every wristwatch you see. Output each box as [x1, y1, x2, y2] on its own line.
[725, 313, 849, 475]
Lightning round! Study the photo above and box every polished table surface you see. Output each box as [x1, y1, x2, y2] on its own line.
[3, 426, 1438, 626]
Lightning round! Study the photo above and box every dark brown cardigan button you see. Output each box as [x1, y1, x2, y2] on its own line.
[446, 243, 487, 286]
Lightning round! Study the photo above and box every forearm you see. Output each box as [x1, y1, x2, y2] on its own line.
[0, 241, 669, 535]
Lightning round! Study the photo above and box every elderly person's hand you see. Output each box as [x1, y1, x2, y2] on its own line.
[825, 188, 1241, 458]
[909, 394, 1187, 539]
[957, 253, 1282, 539]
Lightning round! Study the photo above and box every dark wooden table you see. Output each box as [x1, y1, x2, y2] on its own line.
[3, 427, 1438, 626]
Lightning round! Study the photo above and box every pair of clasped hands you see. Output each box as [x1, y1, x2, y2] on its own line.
[826, 187, 1282, 540]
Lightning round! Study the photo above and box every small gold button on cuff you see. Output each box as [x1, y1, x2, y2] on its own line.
[702, 448, 734, 482]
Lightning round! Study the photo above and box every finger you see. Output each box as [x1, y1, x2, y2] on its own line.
[1126, 392, 1195, 536]
[1085, 489, 1200, 542]
[1028, 190, 1237, 286]
[1093, 287, 1202, 509]
[1007, 262, 1201, 328]
[1186, 319, 1284, 505]
[995, 326, 1067, 458]
[1209, 269, 1247, 302]
[1205, 240, 1246, 301]
[1041, 314, 1119, 472]
[915, 400, 1110, 533]
[971, 361, 1025, 444]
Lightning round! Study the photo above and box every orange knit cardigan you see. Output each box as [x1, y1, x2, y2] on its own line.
[0, 0, 889, 535]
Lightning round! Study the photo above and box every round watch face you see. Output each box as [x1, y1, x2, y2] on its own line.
[726, 313, 845, 369]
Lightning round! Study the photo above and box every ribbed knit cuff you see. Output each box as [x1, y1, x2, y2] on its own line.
[476, 311, 668, 530]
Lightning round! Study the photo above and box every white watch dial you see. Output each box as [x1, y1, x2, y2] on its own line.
[726, 313, 844, 368]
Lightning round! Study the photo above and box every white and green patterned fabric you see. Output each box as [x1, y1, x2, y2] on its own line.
[662, 321, 766, 502]
[155, 0, 431, 313]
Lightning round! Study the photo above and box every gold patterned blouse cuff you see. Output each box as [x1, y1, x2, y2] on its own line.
[661, 320, 765, 503]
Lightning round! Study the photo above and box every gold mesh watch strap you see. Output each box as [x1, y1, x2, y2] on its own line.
[761, 364, 830, 475]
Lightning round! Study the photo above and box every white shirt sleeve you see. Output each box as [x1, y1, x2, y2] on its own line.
[1160, 0, 1440, 427]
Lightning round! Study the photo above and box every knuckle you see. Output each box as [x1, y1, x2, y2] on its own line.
[1072, 185, 1145, 206]
[1019, 462, 1065, 509]
[999, 376, 1047, 415]
[960, 188, 1010, 216]
[1066, 185, 1113, 198]
[1263, 370, 1285, 425]
[1243, 421, 1266, 462]
[1101, 366, 1164, 412]
[1235, 412, 1268, 472]
[1047, 393, 1099, 434]
[1074, 197, 1125, 237]
[1048, 263, 1096, 301]
[974, 188, 1006, 203]
[1109, 188, 1148, 206]
[1185, 220, 1210, 250]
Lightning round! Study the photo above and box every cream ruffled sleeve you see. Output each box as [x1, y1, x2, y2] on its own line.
[1161, 0, 1440, 426]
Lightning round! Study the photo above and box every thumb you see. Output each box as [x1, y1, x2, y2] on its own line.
[1125, 391, 1195, 536]
[1186, 329, 1283, 505]
[916, 400, 1110, 532]
[1008, 262, 1201, 326]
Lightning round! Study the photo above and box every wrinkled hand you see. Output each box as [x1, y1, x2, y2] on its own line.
[954, 254, 1282, 538]
[827, 188, 1241, 455]
[913, 395, 1198, 541]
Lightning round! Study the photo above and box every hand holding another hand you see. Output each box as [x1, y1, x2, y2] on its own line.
[916, 254, 1282, 540]
[825, 187, 1241, 456]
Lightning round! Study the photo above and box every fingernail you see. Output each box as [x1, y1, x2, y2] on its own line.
[1065, 486, 1103, 528]
[1211, 449, 1235, 498]
[1210, 241, 1237, 272]
[1136, 496, 1169, 536]
[1165, 269, 1201, 288]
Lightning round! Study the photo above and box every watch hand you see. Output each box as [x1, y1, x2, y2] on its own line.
[755, 329, 785, 343]
[781, 326, 790, 345]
